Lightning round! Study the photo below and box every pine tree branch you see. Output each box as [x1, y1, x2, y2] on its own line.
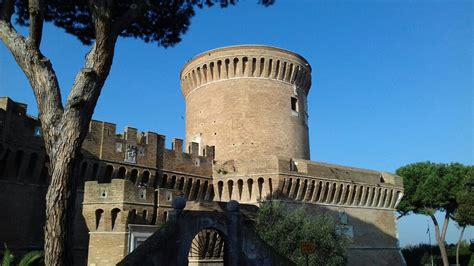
[63, 1, 122, 139]
[27, 0, 44, 48]
[110, 1, 148, 37]
[0, 0, 14, 21]
[440, 212, 450, 243]
[0, 19, 63, 153]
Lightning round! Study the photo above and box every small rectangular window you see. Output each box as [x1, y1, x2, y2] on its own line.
[291, 97, 298, 112]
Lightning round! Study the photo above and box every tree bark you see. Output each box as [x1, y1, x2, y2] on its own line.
[430, 214, 449, 266]
[456, 226, 465, 266]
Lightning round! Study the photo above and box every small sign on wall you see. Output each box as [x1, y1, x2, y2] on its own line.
[125, 144, 137, 163]
[300, 242, 316, 254]
[115, 142, 122, 152]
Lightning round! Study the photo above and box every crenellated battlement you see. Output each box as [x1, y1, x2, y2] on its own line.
[180, 45, 312, 99]
[162, 138, 214, 178]
[83, 120, 164, 168]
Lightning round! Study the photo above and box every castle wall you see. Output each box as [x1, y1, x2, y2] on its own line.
[87, 233, 128, 266]
[181, 46, 312, 162]
[0, 182, 47, 251]
[287, 202, 404, 266]
[1, 44, 405, 266]
[83, 179, 155, 266]
[0, 98, 89, 265]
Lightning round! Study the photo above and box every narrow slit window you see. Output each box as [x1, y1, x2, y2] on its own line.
[291, 97, 298, 112]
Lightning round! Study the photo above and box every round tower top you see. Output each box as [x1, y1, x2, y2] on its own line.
[180, 45, 312, 99]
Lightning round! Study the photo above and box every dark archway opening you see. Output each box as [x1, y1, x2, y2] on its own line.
[188, 228, 226, 266]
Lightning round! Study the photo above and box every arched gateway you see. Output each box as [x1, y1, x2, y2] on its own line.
[117, 198, 293, 266]
[188, 228, 225, 265]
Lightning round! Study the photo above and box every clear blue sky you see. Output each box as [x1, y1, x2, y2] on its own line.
[0, 0, 472, 247]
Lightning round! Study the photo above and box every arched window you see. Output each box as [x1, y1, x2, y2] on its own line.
[336, 184, 344, 204]
[117, 167, 126, 179]
[102, 165, 113, 183]
[286, 178, 293, 196]
[375, 188, 382, 207]
[363, 187, 370, 206]
[26, 153, 38, 179]
[315, 181, 323, 202]
[257, 178, 264, 200]
[300, 179, 308, 200]
[307, 180, 316, 201]
[142, 210, 148, 222]
[0, 148, 11, 179]
[95, 209, 104, 230]
[208, 184, 215, 201]
[227, 180, 234, 200]
[128, 209, 137, 224]
[161, 174, 168, 188]
[111, 208, 120, 230]
[328, 183, 336, 203]
[385, 189, 393, 208]
[78, 161, 87, 187]
[141, 171, 150, 187]
[191, 179, 200, 201]
[268, 178, 273, 198]
[185, 178, 193, 199]
[162, 211, 168, 223]
[202, 181, 209, 200]
[170, 175, 177, 189]
[91, 163, 99, 181]
[349, 185, 358, 205]
[321, 182, 329, 202]
[343, 185, 351, 204]
[13, 150, 24, 179]
[369, 187, 376, 206]
[237, 179, 243, 200]
[178, 177, 185, 190]
[380, 189, 388, 207]
[130, 169, 138, 184]
[188, 228, 225, 264]
[247, 179, 254, 201]
[293, 179, 301, 199]
[217, 181, 224, 201]
[40, 156, 50, 184]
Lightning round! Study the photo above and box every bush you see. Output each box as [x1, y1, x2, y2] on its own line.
[402, 242, 473, 266]
[254, 201, 350, 266]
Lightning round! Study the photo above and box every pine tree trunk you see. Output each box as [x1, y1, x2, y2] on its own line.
[431, 214, 449, 266]
[42, 134, 84, 266]
[456, 226, 465, 266]
[44, 148, 74, 265]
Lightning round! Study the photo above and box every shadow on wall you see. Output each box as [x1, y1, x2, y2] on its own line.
[118, 198, 404, 266]
[0, 145, 101, 266]
[118, 200, 294, 266]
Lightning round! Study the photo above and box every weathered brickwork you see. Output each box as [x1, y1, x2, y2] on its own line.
[0, 45, 404, 266]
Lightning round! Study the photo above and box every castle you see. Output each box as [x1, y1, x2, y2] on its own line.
[0, 45, 404, 265]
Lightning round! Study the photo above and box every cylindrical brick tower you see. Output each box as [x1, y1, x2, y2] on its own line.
[180, 45, 312, 162]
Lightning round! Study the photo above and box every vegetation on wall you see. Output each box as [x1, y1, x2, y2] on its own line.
[254, 201, 350, 266]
